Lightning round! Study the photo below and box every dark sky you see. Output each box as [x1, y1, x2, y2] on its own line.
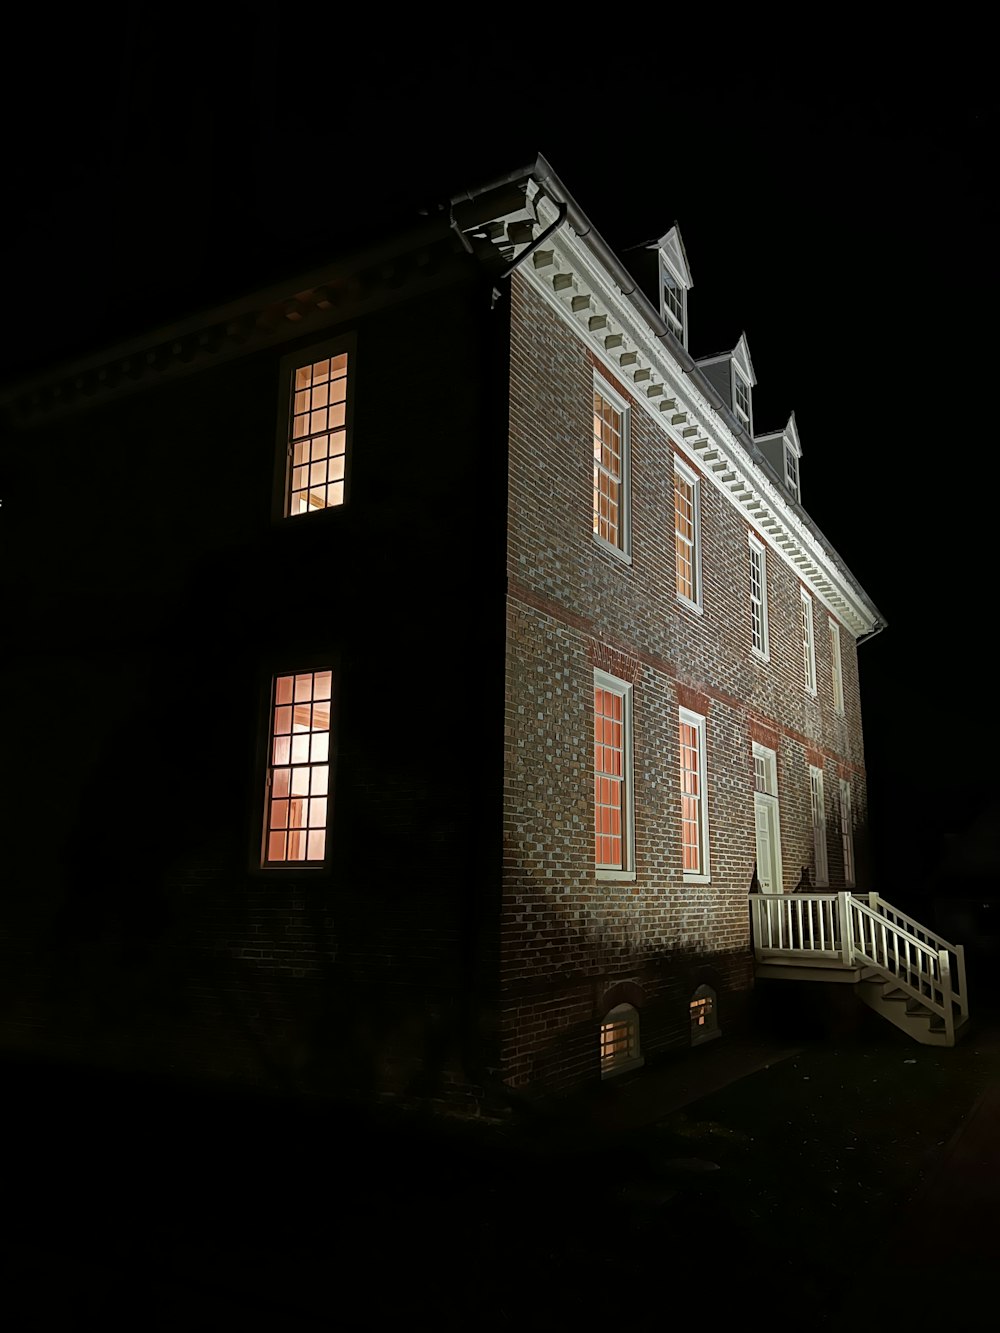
[5, 24, 996, 887]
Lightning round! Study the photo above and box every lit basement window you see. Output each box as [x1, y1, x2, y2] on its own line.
[690, 985, 720, 1045]
[600, 1003, 643, 1078]
[287, 353, 348, 514]
[263, 669, 332, 865]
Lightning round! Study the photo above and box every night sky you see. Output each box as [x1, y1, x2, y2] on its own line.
[5, 23, 995, 897]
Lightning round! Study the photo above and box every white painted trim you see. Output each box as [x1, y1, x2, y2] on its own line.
[679, 706, 711, 883]
[594, 668, 636, 878]
[830, 618, 845, 716]
[748, 532, 770, 662]
[801, 589, 817, 696]
[673, 457, 703, 613]
[592, 372, 632, 562]
[810, 764, 829, 888]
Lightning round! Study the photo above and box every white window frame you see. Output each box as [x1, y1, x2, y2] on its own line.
[801, 590, 817, 696]
[592, 375, 631, 563]
[839, 779, 856, 887]
[673, 459, 703, 612]
[809, 765, 829, 888]
[752, 742, 783, 893]
[594, 669, 636, 882]
[830, 619, 845, 716]
[748, 533, 769, 661]
[733, 366, 752, 431]
[679, 707, 710, 884]
[659, 258, 687, 347]
[785, 446, 801, 502]
[600, 1003, 643, 1079]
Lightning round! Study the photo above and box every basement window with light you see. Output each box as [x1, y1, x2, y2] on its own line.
[262, 669, 333, 866]
[690, 985, 720, 1045]
[600, 1004, 643, 1079]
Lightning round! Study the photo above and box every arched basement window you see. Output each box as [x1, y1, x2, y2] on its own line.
[600, 1003, 643, 1079]
[690, 985, 720, 1046]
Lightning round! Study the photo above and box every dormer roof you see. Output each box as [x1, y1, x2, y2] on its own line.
[756, 410, 800, 458]
[694, 330, 756, 385]
[655, 224, 693, 290]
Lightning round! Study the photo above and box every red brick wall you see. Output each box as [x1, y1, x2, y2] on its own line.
[502, 275, 869, 1094]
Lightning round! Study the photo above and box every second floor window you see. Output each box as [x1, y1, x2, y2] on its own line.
[262, 669, 333, 866]
[592, 380, 630, 557]
[674, 462, 701, 608]
[801, 591, 817, 695]
[285, 349, 350, 515]
[749, 535, 769, 659]
[830, 620, 845, 716]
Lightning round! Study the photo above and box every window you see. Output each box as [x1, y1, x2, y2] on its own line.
[674, 461, 701, 608]
[752, 742, 783, 893]
[801, 591, 816, 695]
[262, 669, 332, 866]
[839, 779, 855, 887]
[661, 264, 686, 346]
[785, 447, 801, 502]
[284, 348, 350, 516]
[592, 379, 630, 557]
[748, 534, 769, 659]
[594, 671, 635, 878]
[679, 708, 709, 881]
[690, 985, 720, 1046]
[733, 368, 752, 429]
[810, 765, 828, 887]
[830, 620, 845, 716]
[600, 1003, 642, 1078]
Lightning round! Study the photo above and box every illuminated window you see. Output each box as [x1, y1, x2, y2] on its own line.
[592, 379, 630, 557]
[733, 368, 752, 429]
[594, 671, 634, 878]
[810, 765, 828, 887]
[830, 620, 845, 716]
[285, 350, 349, 515]
[748, 534, 769, 659]
[674, 461, 701, 608]
[801, 591, 816, 695]
[839, 779, 855, 887]
[263, 670, 332, 865]
[600, 1003, 642, 1078]
[690, 985, 720, 1045]
[679, 708, 709, 881]
[785, 447, 800, 502]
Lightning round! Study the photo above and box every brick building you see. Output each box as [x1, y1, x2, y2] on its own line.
[0, 155, 887, 1107]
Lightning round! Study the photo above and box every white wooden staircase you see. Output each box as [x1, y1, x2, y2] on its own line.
[750, 892, 969, 1047]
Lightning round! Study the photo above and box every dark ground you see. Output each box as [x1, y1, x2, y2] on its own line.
[4, 990, 999, 1329]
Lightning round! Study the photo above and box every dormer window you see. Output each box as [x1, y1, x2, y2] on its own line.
[733, 368, 752, 429]
[785, 447, 800, 502]
[661, 264, 686, 346]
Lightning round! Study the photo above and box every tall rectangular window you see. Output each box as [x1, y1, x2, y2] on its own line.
[263, 669, 332, 865]
[593, 380, 630, 557]
[839, 779, 856, 887]
[810, 765, 828, 887]
[679, 708, 709, 881]
[830, 619, 845, 716]
[785, 447, 801, 502]
[286, 350, 349, 515]
[801, 590, 816, 695]
[594, 671, 634, 877]
[748, 535, 769, 659]
[674, 462, 701, 607]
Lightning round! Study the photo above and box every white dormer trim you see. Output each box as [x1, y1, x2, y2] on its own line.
[757, 412, 802, 503]
[656, 224, 692, 349]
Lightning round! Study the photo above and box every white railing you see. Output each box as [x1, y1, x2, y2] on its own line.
[750, 891, 967, 1042]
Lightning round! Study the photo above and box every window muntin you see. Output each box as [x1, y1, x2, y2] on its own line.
[749, 535, 769, 659]
[592, 381, 629, 556]
[661, 266, 685, 344]
[690, 985, 720, 1045]
[679, 708, 709, 880]
[785, 447, 800, 502]
[830, 620, 845, 716]
[600, 1003, 642, 1078]
[594, 672, 634, 875]
[839, 779, 855, 887]
[810, 765, 828, 887]
[734, 369, 751, 426]
[674, 463, 701, 607]
[287, 353, 349, 515]
[801, 591, 817, 695]
[263, 669, 332, 865]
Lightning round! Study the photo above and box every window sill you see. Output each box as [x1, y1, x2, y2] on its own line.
[597, 869, 637, 883]
[601, 1054, 644, 1081]
[593, 534, 633, 566]
[677, 595, 703, 616]
[692, 1028, 722, 1047]
[683, 873, 711, 885]
[751, 648, 770, 664]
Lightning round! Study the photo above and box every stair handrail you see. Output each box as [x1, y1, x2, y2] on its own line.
[848, 897, 956, 1044]
[864, 894, 968, 1020]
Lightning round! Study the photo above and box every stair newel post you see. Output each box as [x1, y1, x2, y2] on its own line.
[956, 944, 968, 1020]
[838, 892, 853, 967]
[939, 949, 955, 1046]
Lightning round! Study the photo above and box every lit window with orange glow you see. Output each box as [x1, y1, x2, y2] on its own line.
[594, 670, 634, 878]
[287, 353, 348, 514]
[600, 1003, 642, 1078]
[679, 707, 709, 881]
[263, 670, 332, 865]
[592, 379, 630, 557]
[674, 461, 701, 607]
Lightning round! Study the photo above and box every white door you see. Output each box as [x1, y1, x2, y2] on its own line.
[754, 792, 781, 892]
